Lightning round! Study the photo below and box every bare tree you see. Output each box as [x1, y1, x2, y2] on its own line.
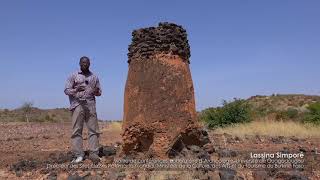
[21, 102, 33, 123]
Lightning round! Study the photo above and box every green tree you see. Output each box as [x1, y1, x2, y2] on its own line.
[304, 102, 320, 125]
[199, 98, 252, 128]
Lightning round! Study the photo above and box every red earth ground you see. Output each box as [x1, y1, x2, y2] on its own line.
[0, 122, 319, 179]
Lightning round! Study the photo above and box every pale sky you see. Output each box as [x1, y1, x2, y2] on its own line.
[1, 1, 320, 120]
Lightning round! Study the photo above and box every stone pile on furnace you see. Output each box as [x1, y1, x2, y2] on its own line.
[127, 22, 190, 63]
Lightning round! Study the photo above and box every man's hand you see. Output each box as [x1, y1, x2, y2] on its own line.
[76, 86, 85, 92]
[94, 87, 101, 96]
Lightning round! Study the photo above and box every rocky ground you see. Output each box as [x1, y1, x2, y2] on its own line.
[0, 122, 319, 179]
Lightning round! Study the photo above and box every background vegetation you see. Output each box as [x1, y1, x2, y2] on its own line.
[199, 94, 320, 128]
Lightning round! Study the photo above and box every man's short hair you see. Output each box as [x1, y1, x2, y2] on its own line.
[80, 56, 90, 62]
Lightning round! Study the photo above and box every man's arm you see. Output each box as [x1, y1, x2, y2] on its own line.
[94, 77, 102, 96]
[64, 74, 77, 96]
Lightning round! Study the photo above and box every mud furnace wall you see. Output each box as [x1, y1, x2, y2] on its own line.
[122, 22, 208, 158]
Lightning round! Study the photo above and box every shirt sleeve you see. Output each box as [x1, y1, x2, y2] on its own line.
[64, 74, 77, 96]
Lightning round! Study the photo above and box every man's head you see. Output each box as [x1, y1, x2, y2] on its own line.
[79, 56, 90, 73]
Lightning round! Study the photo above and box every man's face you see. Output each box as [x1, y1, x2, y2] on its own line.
[79, 59, 90, 72]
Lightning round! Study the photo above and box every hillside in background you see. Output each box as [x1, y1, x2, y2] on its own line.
[247, 94, 320, 121]
[0, 107, 71, 122]
[248, 94, 320, 111]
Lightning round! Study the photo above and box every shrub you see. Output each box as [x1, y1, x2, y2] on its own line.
[45, 114, 52, 121]
[20, 102, 33, 123]
[275, 108, 299, 121]
[286, 108, 299, 119]
[199, 98, 252, 129]
[304, 102, 320, 125]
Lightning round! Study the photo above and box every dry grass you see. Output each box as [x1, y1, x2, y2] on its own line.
[102, 121, 122, 133]
[214, 120, 320, 138]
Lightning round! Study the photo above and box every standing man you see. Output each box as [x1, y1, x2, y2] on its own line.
[64, 56, 102, 164]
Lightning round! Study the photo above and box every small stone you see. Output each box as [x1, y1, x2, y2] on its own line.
[299, 147, 307, 153]
[275, 171, 308, 180]
[15, 170, 23, 177]
[101, 146, 116, 156]
[253, 171, 269, 180]
[219, 168, 236, 180]
[47, 172, 58, 180]
[218, 149, 237, 158]
[291, 136, 299, 142]
[116, 172, 126, 179]
[67, 173, 82, 180]
[26, 136, 34, 140]
[234, 136, 241, 142]
[43, 135, 50, 139]
[203, 144, 215, 154]
[188, 145, 201, 153]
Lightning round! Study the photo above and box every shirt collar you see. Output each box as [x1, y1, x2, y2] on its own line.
[78, 70, 92, 75]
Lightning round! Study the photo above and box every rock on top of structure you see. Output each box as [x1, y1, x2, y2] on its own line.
[127, 22, 191, 64]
